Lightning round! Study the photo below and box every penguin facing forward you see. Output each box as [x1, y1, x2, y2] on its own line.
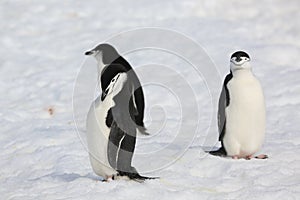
[85, 43, 148, 135]
[209, 51, 268, 160]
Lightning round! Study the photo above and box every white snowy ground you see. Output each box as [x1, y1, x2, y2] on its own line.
[1, 0, 300, 199]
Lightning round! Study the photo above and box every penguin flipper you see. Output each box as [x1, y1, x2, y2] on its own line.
[218, 72, 232, 142]
[210, 72, 232, 157]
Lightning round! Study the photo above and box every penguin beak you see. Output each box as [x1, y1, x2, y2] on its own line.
[85, 50, 95, 56]
[235, 57, 242, 62]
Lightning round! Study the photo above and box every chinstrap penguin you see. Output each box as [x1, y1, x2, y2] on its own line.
[85, 43, 148, 135]
[209, 51, 268, 160]
[85, 44, 154, 181]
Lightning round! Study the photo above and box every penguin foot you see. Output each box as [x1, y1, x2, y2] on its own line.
[208, 147, 227, 157]
[232, 155, 250, 159]
[255, 154, 268, 159]
[231, 154, 268, 160]
[117, 171, 158, 181]
[102, 175, 115, 182]
[232, 156, 239, 159]
[245, 155, 253, 160]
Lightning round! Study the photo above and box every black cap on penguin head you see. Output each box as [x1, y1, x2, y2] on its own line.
[231, 51, 250, 62]
[95, 43, 120, 64]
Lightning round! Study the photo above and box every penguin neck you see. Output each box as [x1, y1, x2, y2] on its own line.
[97, 62, 105, 74]
[231, 68, 253, 78]
[95, 52, 105, 76]
[97, 62, 106, 89]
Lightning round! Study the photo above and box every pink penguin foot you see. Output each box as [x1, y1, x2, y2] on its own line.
[245, 155, 253, 160]
[255, 154, 268, 159]
[232, 156, 239, 159]
[102, 175, 115, 182]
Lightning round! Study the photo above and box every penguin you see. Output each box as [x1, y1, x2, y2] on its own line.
[86, 72, 152, 181]
[85, 43, 148, 135]
[209, 51, 268, 160]
[85, 44, 154, 181]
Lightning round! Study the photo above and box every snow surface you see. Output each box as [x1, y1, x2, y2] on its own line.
[1, 0, 300, 199]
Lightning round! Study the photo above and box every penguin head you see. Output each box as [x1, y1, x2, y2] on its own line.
[85, 43, 120, 64]
[230, 51, 251, 71]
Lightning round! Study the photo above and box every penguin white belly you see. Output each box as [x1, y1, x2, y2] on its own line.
[86, 97, 117, 178]
[224, 77, 266, 157]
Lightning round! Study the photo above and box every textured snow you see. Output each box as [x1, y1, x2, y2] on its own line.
[1, 0, 300, 199]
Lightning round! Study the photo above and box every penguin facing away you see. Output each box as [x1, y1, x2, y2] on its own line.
[209, 51, 268, 160]
[85, 44, 153, 181]
[86, 72, 151, 181]
[85, 43, 148, 135]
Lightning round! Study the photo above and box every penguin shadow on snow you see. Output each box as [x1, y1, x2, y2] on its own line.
[191, 145, 269, 160]
[28, 172, 102, 182]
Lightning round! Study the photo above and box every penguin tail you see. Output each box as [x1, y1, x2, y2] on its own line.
[137, 126, 150, 135]
[208, 146, 227, 157]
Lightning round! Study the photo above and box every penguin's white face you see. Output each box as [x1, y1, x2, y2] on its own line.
[230, 51, 251, 71]
[230, 56, 250, 66]
[93, 51, 104, 64]
[85, 49, 104, 64]
[85, 43, 119, 65]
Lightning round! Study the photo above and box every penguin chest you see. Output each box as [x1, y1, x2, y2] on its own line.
[224, 77, 266, 156]
[86, 97, 117, 177]
[94, 99, 114, 139]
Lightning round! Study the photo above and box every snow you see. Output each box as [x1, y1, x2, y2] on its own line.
[1, 0, 300, 199]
